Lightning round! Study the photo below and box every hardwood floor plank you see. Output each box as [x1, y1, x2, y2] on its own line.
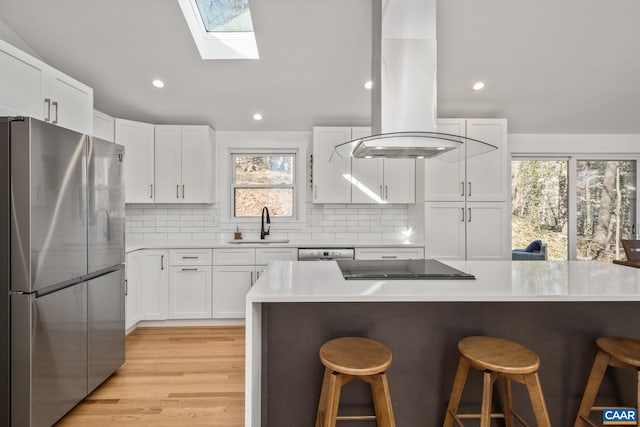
[55, 326, 245, 426]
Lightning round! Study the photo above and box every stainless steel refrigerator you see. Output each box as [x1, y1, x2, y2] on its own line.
[0, 117, 126, 427]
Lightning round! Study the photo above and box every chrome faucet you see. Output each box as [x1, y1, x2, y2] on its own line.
[260, 207, 270, 240]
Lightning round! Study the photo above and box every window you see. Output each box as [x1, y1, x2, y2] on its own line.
[576, 160, 636, 261]
[512, 157, 638, 261]
[232, 154, 295, 218]
[512, 159, 568, 260]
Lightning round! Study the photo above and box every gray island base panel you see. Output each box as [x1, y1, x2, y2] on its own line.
[262, 301, 640, 427]
[246, 260, 640, 427]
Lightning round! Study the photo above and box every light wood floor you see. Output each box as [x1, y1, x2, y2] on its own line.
[56, 326, 245, 427]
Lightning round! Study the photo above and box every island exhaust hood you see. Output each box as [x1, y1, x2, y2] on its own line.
[333, 0, 496, 160]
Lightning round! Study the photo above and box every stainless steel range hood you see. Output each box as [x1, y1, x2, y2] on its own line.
[333, 0, 496, 160]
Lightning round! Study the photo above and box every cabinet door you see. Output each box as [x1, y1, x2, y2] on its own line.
[465, 119, 507, 202]
[351, 158, 383, 203]
[168, 266, 212, 319]
[383, 159, 415, 203]
[181, 126, 214, 203]
[115, 119, 155, 203]
[0, 39, 46, 120]
[424, 119, 466, 201]
[93, 110, 115, 142]
[425, 202, 466, 260]
[154, 125, 182, 203]
[138, 250, 169, 320]
[466, 202, 509, 260]
[212, 266, 253, 318]
[125, 252, 140, 330]
[312, 127, 352, 203]
[47, 68, 93, 135]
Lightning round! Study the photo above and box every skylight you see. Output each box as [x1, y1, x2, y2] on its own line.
[178, 0, 259, 60]
[195, 0, 254, 32]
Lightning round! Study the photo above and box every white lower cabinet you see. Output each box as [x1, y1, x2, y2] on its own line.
[137, 250, 169, 320]
[169, 266, 212, 319]
[425, 202, 508, 260]
[212, 265, 254, 318]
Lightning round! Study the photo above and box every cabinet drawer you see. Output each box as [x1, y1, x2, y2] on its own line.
[355, 248, 425, 260]
[213, 248, 256, 265]
[255, 248, 296, 265]
[169, 249, 212, 266]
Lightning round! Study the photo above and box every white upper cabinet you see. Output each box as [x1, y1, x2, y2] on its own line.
[465, 119, 508, 202]
[46, 68, 93, 135]
[92, 110, 115, 142]
[312, 127, 353, 203]
[465, 202, 509, 260]
[115, 119, 155, 204]
[381, 159, 415, 203]
[424, 119, 466, 201]
[154, 125, 215, 204]
[425, 119, 507, 202]
[315, 126, 415, 204]
[0, 39, 47, 119]
[425, 201, 466, 260]
[181, 126, 215, 203]
[154, 125, 182, 203]
[0, 39, 93, 134]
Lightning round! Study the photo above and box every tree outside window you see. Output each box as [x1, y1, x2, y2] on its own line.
[232, 154, 295, 217]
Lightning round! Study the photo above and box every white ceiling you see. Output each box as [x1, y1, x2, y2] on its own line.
[1, 0, 639, 133]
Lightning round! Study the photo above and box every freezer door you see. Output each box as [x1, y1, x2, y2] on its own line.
[88, 268, 125, 392]
[11, 118, 88, 293]
[88, 137, 125, 273]
[11, 283, 88, 427]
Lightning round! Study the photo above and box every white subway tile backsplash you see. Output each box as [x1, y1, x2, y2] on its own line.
[125, 202, 409, 243]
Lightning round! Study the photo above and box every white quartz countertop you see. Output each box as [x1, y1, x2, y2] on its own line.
[247, 260, 640, 302]
[125, 240, 424, 253]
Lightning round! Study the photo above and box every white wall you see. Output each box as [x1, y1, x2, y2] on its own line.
[510, 133, 640, 155]
[0, 17, 41, 59]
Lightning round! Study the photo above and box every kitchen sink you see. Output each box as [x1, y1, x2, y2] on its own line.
[228, 239, 290, 244]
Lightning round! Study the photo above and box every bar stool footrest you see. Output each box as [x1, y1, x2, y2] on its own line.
[336, 415, 377, 421]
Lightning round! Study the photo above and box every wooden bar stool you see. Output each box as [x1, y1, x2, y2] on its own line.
[315, 337, 395, 427]
[574, 336, 640, 427]
[443, 336, 551, 427]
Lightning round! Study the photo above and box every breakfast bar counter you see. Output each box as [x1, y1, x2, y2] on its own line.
[245, 260, 640, 426]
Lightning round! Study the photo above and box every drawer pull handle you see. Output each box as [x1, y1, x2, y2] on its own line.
[381, 255, 397, 259]
[182, 256, 198, 259]
[182, 268, 198, 271]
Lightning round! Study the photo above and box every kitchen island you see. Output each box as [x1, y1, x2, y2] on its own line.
[245, 260, 640, 427]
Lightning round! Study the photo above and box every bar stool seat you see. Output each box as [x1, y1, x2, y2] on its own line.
[315, 337, 395, 427]
[574, 336, 640, 427]
[444, 336, 551, 427]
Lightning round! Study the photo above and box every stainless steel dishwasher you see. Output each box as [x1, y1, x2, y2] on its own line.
[297, 248, 355, 261]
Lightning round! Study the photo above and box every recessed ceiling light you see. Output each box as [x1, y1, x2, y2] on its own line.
[253, 113, 263, 121]
[472, 81, 485, 91]
[364, 80, 373, 90]
[152, 79, 165, 88]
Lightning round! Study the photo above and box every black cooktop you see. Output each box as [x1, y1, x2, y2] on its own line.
[336, 259, 475, 280]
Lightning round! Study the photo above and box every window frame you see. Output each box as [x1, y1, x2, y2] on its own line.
[230, 151, 297, 219]
[511, 154, 640, 261]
